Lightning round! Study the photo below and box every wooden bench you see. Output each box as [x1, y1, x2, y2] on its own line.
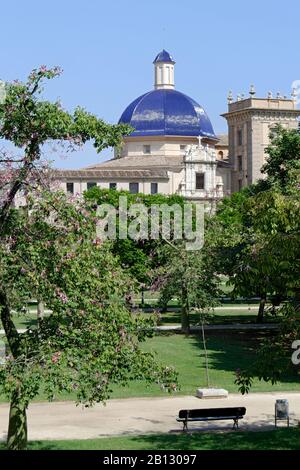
[176, 407, 246, 431]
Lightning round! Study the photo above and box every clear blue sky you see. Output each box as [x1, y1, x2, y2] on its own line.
[1, 0, 299, 168]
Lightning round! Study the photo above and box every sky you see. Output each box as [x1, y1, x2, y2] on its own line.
[1, 0, 300, 168]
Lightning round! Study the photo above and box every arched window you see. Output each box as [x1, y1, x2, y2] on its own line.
[218, 151, 224, 160]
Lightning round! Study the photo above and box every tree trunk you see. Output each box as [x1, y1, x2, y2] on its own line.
[7, 391, 28, 450]
[201, 316, 210, 388]
[37, 300, 44, 330]
[0, 290, 28, 449]
[141, 288, 145, 307]
[181, 281, 190, 335]
[257, 296, 266, 323]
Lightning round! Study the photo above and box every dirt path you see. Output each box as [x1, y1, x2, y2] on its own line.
[0, 392, 299, 441]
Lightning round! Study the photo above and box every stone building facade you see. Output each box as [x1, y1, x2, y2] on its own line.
[52, 51, 299, 204]
[222, 92, 300, 192]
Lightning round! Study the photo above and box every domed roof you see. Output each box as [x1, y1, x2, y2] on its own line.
[153, 49, 175, 63]
[119, 89, 217, 139]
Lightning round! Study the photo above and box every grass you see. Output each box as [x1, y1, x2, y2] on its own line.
[0, 331, 299, 404]
[1, 428, 299, 450]
[110, 332, 300, 398]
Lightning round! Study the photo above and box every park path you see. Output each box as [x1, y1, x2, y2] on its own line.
[0, 323, 278, 336]
[0, 392, 299, 441]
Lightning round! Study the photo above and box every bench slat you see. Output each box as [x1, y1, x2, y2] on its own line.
[177, 415, 244, 422]
[178, 407, 246, 420]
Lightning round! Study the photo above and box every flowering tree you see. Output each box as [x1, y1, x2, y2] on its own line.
[0, 192, 176, 449]
[0, 66, 132, 225]
[0, 68, 176, 449]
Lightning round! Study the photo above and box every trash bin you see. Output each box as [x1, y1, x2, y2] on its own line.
[275, 399, 289, 427]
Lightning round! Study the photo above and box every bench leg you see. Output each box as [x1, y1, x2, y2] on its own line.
[183, 420, 188, 432]
[232, 419, 239, 430]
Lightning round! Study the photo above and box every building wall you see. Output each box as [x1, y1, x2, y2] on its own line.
[58, 179, 172, 195]
[215, 145, 229, 161]
[117, 136, 214, 159]
[222, 97, 300, 192]
[216, 166, 231, 195]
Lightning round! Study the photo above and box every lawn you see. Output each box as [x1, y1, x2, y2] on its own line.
[1, 428, 299, 450]
[1, 331, 297, 403]
[110, 332, 300, 398]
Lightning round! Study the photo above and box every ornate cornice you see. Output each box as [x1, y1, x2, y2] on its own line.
[222, 107, 300, 124]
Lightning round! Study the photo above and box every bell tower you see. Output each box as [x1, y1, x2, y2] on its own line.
[153, 49, 175, 90]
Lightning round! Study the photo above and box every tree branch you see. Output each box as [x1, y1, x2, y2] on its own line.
[0, 141, 39, 230]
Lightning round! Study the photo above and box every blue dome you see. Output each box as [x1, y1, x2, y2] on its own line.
[153, 49, 174, 63]
[119, 89, 217, 139]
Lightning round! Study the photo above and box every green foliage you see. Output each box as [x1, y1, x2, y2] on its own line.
[154, 241, 220, 335]
[0, 67, 176, 449]
[0, 192, 177, 407]
[262, 124, 300, 190]
[0, 67, 132, 153]
[84, 186, 186, 286]
[227, 189, 300, 302]
[158, 243, 220, 310]
[235, 304, 300, 393]
[206, 126, 300, 391]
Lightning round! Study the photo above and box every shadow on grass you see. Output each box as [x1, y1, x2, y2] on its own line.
[190, 330, 300, 389]
[1, 428, 299, 450]
[157, 312, 259, 325]
[124, 428, 300, 450]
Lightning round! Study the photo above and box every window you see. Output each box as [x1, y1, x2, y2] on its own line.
[237, 129, 243, 146]
[143, 145, 151, 154]
[66, 182, 74, 194]
[87, 182, 97, 190]
[180, 144, 187, 151]
[238, 179, 243, 191]
[151, 182, 158, 194]
[109, 182, 117, 190]
[218, 151, 224, 160]
[195, 173, 205, 190]
[159, 66, 163, 82]
[166, 66, 170, 83]
[237, 155, 243, 171]
[129, 182, 139, 194]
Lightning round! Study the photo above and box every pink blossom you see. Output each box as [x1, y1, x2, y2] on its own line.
[56, 289, 68, 304]
[51, 351, 62, 364]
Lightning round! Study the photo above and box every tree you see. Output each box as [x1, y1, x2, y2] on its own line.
[84, 187, 218, 336]
[84, 186, 186, 293]
[235, 303, 300, 394]
[0, 66, 132, 228]
[233, 189, 299, 320]
[262, 124, 300, 191]
[226, 187, 300, 390]
[209, 180, 300, 321]
[0, 69, 176, 450]
[206, 188, 271, 321]
[208, 126, 300, 322]
[156, 241, 220, 334]
[0, 191, 177, 450]
[210, 126, 300, 390]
